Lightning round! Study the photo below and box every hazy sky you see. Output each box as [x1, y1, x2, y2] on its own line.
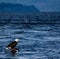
[0, 0, 60, 12]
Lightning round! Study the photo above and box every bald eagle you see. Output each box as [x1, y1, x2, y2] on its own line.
[5, 39, 19, 53]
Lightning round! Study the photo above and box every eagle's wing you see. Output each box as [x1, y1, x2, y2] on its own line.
[6, 41, 17, 49]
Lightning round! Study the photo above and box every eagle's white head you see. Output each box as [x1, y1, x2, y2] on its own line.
[15, 39, 19, 42]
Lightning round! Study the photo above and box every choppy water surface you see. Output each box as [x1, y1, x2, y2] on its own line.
[0, 23, 60, 59]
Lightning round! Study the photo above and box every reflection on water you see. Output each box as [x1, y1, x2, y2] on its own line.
[0, 23, 60, 59]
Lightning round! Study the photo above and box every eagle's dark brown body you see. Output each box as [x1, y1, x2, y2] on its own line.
[6, 41, 17, 49]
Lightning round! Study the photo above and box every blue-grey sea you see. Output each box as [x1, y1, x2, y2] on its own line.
[0, 13, 60, 59]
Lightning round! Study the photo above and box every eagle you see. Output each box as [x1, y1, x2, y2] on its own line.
[5, 39, 19, 53]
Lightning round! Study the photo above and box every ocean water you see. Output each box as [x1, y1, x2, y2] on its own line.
[0, 13, 60, 59]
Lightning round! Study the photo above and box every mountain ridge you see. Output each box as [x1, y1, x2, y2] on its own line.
[0, 3, 40, 13]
